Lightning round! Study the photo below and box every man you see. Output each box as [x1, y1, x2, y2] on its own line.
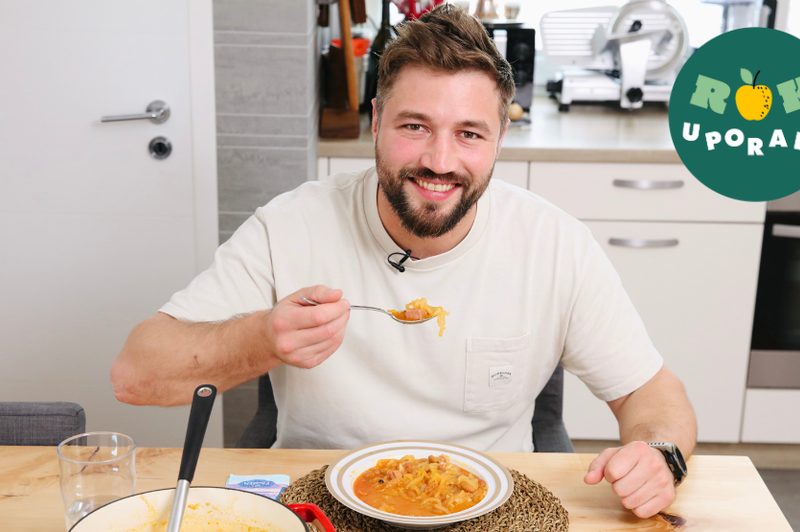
[111, 5, 696, 519]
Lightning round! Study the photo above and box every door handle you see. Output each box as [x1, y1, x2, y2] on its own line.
[613, 179, 684, 189]
[609, 237, 679, 248]
[101, 100, 170, 124]
[772, 224, 800, 239]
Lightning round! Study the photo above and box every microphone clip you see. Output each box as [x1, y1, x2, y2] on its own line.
[388, 249, 417, 273]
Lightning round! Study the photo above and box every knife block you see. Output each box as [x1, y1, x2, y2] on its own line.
[319, 0, 361, 139]
[320, 45, 360, 138]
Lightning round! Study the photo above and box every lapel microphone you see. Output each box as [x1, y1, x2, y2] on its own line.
[388, 249, 417, 272]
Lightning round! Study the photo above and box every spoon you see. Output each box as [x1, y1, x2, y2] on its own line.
[298, 295, 436, 324]
[166, 384, 217, 532]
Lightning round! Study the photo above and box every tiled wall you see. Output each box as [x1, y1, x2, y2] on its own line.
[214, 0, 319, 244]
[213, 0, 319, 446]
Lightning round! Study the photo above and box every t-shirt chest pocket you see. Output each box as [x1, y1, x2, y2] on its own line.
[464, 332, 532, 413]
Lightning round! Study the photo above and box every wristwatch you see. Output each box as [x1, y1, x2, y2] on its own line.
[648, 442, 688, 486]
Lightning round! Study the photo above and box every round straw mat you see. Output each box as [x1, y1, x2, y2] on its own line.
[280, 466, 569, 532]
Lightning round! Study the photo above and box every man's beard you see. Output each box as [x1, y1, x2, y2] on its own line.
[375, 148, 493, 239]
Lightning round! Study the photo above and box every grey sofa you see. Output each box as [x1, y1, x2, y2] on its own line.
[0, 402, 86, 446]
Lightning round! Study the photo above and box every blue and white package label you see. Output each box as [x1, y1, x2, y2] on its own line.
[225, 474, 290, 500]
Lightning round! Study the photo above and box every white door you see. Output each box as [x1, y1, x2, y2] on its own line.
[0, 1, 221, 447]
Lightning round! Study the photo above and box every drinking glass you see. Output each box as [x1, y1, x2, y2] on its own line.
[504, 1, 521, 20]
[57, 432, 136, 529]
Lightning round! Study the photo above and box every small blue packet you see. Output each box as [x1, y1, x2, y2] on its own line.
[225, 474, 290, 500]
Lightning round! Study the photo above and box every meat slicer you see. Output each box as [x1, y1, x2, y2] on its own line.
[541, 0, 689, 111]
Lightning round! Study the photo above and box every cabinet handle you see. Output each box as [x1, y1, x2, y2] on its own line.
[772, 224, 800, 239]
[613, 179, 684, 190]
[609, 238, 679, 248]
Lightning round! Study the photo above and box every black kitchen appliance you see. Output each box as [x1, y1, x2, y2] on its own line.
[749, 192, 800, 389]
[484, 24, 535, 111]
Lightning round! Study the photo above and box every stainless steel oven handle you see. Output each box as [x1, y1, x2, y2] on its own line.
[609, 238, 679, 248]
[772, 224, 800, 239]
[613, 179, 684, 190]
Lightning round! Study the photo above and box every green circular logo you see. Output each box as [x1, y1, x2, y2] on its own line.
[669, 28, 800, 202]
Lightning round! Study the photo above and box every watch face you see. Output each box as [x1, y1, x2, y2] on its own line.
[673, 445, 687, 471]
[649, 442, 687, 485]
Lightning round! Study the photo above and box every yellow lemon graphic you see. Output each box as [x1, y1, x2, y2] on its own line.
[735, 68, 772, 121]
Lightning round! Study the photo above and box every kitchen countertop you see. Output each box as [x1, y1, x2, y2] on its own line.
[318, 95, 681, 164]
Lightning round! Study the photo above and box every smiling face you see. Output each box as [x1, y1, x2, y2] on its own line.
[373, 66, 508, 241]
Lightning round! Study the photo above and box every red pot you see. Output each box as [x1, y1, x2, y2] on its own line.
[69, 487, 335, 532]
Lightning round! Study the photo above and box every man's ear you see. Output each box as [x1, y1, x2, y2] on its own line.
[372, 99, 379, 141]
[496, 118, 510, 156]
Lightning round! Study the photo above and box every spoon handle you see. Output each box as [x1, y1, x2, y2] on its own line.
[299, 296, 432, 323]
[298, 295, 319, 306]
[300, 297, 388, 315]
[350, 305, 392, 315]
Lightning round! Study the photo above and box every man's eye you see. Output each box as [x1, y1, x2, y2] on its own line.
[463, 131, 479, 139]
[406, 124, 422, 131]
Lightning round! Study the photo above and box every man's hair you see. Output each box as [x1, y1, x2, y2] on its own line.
[375, 4, 515, 127]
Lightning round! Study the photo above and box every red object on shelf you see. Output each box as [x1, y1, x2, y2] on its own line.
[332, 38, 370, 56]
[391, 0, 446, 20]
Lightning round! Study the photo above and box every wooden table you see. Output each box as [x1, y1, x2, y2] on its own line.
[0, 446, 791, 531]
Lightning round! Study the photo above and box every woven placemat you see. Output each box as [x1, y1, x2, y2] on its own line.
[280, 465, 569, 532]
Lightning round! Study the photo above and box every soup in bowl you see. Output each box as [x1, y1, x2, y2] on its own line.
[354, 454, 488, 516]
[325, 440, 514, 530]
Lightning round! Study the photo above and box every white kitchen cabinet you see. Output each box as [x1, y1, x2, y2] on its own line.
[531, 163, 766, 443]
[529, 163, 765, 223]
[741, 389, 800, 443]
[316, 157, 329, 181]
[493, 161, 528, 189]
[325, 158, 529, 189]
[565, 221, 764, 442]
[328, 157, 374, 176]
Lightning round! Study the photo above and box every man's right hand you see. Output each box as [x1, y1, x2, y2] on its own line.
[263, 285, 350, 370]
[111, 285, 350, 406]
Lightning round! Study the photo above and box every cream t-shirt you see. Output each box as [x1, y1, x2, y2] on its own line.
[161, 168, 663, 452]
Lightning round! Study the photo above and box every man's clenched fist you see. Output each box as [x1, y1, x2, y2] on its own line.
[584, 441, 675, 518]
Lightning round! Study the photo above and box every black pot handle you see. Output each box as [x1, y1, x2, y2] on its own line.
[178, 384, 217, 482]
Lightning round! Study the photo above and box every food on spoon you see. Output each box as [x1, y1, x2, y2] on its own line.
[388, 297, 450, 336]
[353, 454, 487, 516]
[404, 308, 427, 321]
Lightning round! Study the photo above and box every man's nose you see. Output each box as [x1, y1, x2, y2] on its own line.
[419, 134, 458, 175]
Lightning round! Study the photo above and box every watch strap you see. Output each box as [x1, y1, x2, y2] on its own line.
[648, 442, 687, 486]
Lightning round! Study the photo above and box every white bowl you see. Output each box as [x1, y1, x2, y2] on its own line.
[325, 440, 514, 530]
